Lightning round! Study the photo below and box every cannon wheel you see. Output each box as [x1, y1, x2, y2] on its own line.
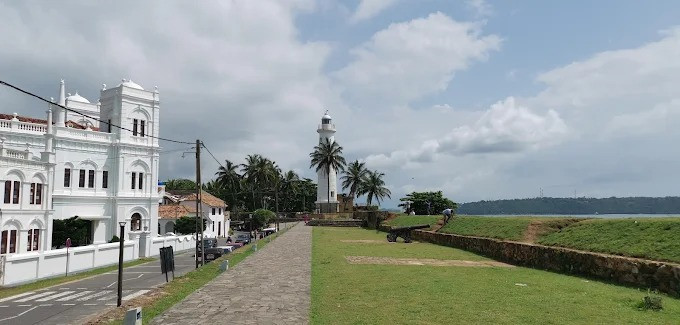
[403, 233, 412, 243]
[387, 233, 397, 242]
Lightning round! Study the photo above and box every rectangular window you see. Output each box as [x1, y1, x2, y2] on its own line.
[88, 170, 95, 188]
[64, 168, 71, 187]
[1, 230, 6, 254]
[79, 170, 86, 188]
[212, 222, 215, 232]
[108, 119, 112, 133]
[9, 230, 16, 253]
[138, 172, 143, 190]
[3, 181, 10, 204]
[212, 208, 215, 215]
[36, 184, 42, 205]
[140, 120, 145, 137]
[131, 173, 136, 190]
[219, 208, 222, 215]
[12, 181, 19, 204]
[30, 183, 35, 204]
[132, 119, 138, 136]
[29, 229, 39, 251]
[102, 171, 108, 189]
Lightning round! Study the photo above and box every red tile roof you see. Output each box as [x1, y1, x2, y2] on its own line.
[159, 204, 196, 219]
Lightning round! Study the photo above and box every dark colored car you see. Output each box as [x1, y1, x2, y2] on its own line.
[198, 238, 222, 262]
[234, 233, 251, 245]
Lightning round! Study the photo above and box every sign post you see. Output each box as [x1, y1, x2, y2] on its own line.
[65, 238, 71, 277]
[159, 246, 175, 282]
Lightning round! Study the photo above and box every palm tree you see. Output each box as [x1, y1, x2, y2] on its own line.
[359, 170, 391, 208]
[341, 160, 368, 210]
[281, 170, 300, 212]
[216, 159, 241, 215]
[310, 138, 346, 213]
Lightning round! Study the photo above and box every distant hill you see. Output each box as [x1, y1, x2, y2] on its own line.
[457, 197, 680, 215]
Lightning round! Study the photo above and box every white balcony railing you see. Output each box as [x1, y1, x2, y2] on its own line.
[0, 118, 47, 135]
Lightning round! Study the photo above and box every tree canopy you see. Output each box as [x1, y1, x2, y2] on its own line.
[399, 191, 457, 215]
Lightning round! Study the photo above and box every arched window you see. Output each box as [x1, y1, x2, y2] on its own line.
[1, 224, 19, 254]
[27, 224, 40, 252]
[131, 213, 142, 231]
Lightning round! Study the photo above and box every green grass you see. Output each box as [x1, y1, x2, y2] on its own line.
[385, 215, 441, 227]
[538, 218, 680, 263]
[311, 227, 680, 324]
[110, 224, 296, 325]
[439, 216, 534, 241]
[0, 258, 154, 299]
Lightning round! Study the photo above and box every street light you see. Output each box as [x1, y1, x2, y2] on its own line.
[117, 221, 126, 307]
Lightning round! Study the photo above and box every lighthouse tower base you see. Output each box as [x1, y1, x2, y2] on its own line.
[316, 202, 339, 214]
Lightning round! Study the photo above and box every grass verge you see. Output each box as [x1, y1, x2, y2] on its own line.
[311, 227, 680, 324]
[0, 258, 154, 299]
[385, 215, 441, 228]
[538, 218, 680, 263]
[439, 216, 535, 241]
[104, 223, 296, 325]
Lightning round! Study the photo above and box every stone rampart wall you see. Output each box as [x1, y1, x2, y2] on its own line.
[410, 230, 680, 297]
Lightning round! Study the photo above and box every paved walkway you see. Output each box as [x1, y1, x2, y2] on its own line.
[152, 223, 311, 325]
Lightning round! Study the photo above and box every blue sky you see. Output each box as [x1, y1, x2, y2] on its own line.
[2, 0, 680, 208]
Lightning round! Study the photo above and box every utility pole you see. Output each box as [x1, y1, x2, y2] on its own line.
[195, 139, 201, 269]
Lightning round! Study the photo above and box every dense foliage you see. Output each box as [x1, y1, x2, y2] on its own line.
[398, 191, 457, 215]
[252, 209, 276, 229]
[458, 197, 680, 215]
[164, 179, 197, 191]
[52, 216, 91, 248]
[174, 216, 206, 235]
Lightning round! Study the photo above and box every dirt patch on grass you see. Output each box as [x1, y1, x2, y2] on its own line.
[522, 220, 543, 243]
[340, 240, 386, 244]
[522, 218, 587, 243]
[345, 256, 514, 268]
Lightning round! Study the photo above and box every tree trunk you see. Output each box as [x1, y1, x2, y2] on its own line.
[327, 170, 331, 213]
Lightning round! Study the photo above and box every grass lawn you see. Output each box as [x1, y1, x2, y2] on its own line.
[0, 258, 154, 299]
[439, 216, 534, 241]
[311, 227, 680, 324]
[538, 218, 680, 263]
[386, 215, 441, 228]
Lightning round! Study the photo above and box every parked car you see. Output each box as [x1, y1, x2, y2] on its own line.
[197, 238, 222, 262]
[234, 233, 251, 245]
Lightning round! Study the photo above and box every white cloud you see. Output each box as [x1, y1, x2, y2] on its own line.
[349, 0, 399, 23]
[467, 0, 493, 18]
[335, 12, 501, 105]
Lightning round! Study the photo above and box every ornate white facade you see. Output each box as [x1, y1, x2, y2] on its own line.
[316, 111, 339, 213]
[0, 79, 161, 255]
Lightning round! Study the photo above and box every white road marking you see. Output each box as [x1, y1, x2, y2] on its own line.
[58, 288, 71, 290]
[17, 305, 31, 307]
[105, 273, 144, 288]
[0, 306, 7, 308]
[62, 303, 75, 306]
[0, 306, 38, 322]
[56, 291, 92, 301]
[76, 291, 111, 302]
[15, 291, 55, 302]
[77, 288, 87, 290]
[0, 292, 35, 303]
[39, 304, 52, 307]
[122, 290, 149, 301]
[36, 291, 74, 302]
[83, 303, 97, 306]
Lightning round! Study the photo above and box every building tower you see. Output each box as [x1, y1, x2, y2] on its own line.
[316, 111, 338, 213]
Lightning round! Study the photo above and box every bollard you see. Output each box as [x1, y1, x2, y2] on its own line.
[123, 307, 142, 325]
[219, 260, 229, 272]
[252, 244, 257, 252]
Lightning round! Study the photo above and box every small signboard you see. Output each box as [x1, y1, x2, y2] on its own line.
[159, 246, 175, 282]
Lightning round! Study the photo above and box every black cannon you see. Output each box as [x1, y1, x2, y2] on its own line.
[386, 224, 430, 243]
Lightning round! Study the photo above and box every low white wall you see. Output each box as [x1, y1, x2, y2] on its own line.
[0, 239, 138, 286]
[149, 234, 195, 257]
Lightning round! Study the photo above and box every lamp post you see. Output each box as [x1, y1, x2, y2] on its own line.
[249, 214, 253, 242]
[117, 221, 126, 307]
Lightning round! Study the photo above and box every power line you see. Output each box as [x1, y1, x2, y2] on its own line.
[0, 80, 193, 145]
[201, 142, 226, 171]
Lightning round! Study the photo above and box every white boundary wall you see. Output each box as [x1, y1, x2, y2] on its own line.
[0, 234, 195, 286]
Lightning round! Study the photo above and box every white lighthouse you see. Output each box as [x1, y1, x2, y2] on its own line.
[316, 111, 339, 213]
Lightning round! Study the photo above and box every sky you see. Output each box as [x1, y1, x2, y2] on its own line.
[2, 0, 680, 208]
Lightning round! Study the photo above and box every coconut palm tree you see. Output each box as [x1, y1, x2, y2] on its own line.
[215, 159, 241, 214]
[359, 170, 391, 208]
[241, 154, 263, 210]
[310, 138, 346, 213]
[341, 160, 368, 209]
[281, 170, 300, 212]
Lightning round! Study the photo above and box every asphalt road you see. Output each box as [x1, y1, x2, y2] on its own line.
[0, 252, 197, 325]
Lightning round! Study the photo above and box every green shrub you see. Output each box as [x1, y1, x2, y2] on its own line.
[109, 235, 120, 243]
[636, 291, 663, 311]
[253, 209, 275, 229]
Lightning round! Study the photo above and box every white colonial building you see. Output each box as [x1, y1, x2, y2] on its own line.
[316, 111, 339, 213]
[0, 79, 161, 255]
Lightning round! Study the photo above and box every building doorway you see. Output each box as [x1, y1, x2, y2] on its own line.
[131, 213, 142, 231]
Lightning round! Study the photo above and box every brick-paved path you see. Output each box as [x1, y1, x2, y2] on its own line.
[151, 223, 311, 325]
